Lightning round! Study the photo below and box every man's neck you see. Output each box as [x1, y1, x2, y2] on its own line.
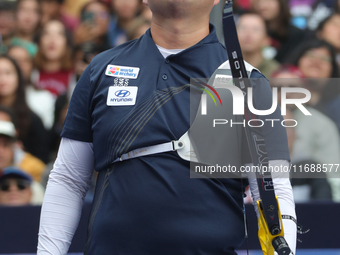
[242, 51, 264, 69]
[150, 17, 210, 49]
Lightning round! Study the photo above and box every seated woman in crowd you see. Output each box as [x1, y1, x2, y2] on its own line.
[7, 46, 55, 130]
[286, 39, 340, 133]
[252, 0, 306, 63]
[237, 12, 281, 78]
[271, 65, 340, 201]
[316, 13, 340, 58]
[10, 0, 41, 57]
[0, 55, 48, 163]
[73, 1, 111, 52]
[108, 0, 142, 46]
[32, 20, 75, 98]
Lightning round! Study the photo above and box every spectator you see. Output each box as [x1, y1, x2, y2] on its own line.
[336, 0, 340, 12]
[41, 0, 64, 24]
[0, 120, 16, 170]
[48, 93, 69, 160]
[59, 0, 88, 31]
[0, 109, 45, 182]
[7, 46, 33, 84]
[0, 1, 17, 54]
[252, 0, 305, 63]
[290, 160, 333, 202]
[286, 39, 340, 132]
[289, 0, 314, 29]
[8, 46, 55, 129]
[41, 93, 69, 187]
[316, 13, 340, 54]
[126, 16, 151, 40]
[15, 0, 41, 42]
[271, 65, 340, 201]
[40, 0, 79, 32]
[237, 12, 280, 77]
[0, 55, 49, 163]
[140, 4, 152, 22]
[288, 39, 338, 79]
[108, 0, 142, 46]
[74, 1, 111, 52]
[0, 167, 33, 206]
[284, 109, 333, 202]
[307, 0, 336, 31]
[33, 20, 75, 97]
[62, 0, 88, 18]
[73, 44, 100, 81]
[10, 0, 41, 57]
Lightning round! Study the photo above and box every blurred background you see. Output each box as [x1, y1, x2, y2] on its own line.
[0, 0, 340, 254]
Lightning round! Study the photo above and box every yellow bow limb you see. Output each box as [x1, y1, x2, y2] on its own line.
[257, 196, 284, 255]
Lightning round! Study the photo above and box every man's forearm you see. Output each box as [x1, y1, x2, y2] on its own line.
[37, 138, 94, 254]
[247, 160, 297, 254]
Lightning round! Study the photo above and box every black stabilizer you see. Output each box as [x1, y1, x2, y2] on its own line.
[272, 236, 292, 255]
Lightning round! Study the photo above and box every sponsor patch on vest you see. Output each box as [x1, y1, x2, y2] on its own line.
[106, 86, 138, 106]
[105, 65, 140, 79]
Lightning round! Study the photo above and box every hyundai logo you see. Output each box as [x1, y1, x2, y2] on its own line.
[115, 90, 130, 97]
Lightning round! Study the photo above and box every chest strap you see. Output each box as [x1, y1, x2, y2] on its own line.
[112, 132, 198, 163]
[112, 59, 257, 165]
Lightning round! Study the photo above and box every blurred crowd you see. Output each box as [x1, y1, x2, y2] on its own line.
[234, 0, 340, 203]
[0, 0, 151, 206]
[0, 0, 339, 207]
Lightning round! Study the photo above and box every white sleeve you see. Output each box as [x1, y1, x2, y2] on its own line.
[37, 138, 95, 255]
[247, 160, 297, 255]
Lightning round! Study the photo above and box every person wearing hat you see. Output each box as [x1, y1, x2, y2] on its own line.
[0, 120, 16, 171]
[0, 117, 45, 205]
[0, 111, 45, 182]
[0, 166, 33, 206]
